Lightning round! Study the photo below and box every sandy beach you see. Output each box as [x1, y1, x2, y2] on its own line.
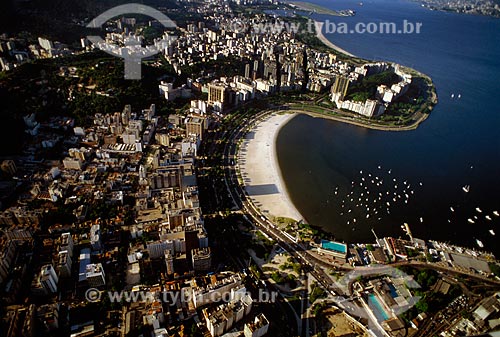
[314, 21, 356, 57]
[238, 113, 303, 222]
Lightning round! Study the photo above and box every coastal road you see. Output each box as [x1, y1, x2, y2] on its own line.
[219, 107, 500, 289]
[203, 106, 500, 337]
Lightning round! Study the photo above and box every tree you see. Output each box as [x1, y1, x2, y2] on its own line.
[271, 271, 284, 283]
[293, 263, 302, 275]
[415, 298, 429, 313]
[489, 263, 500, 277]
[310, 285, 326, 303]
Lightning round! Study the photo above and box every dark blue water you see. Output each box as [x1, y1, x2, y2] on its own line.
[276, 0, 500, 255]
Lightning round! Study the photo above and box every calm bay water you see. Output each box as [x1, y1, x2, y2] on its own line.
[276, 0, 500, 255]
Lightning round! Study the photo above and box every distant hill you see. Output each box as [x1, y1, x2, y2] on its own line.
[0, 0, 180, 43]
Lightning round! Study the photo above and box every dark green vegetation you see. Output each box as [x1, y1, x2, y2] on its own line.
[489, 263, 500, 277]
[204, 213, 275, 264]
[310, 282, 327, 303]
[179, 54, 250, 81]
[0, 0, 187, 44]
[283, 222, 329, 241]
[0, 45, 260, 157]
[0, 52, 189, 155]
[397, 267, 462, 323]
[345, 71, 400, 102]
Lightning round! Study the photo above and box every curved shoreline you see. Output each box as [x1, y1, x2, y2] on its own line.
[238, 113, 304, 222]
[314, 21, 356, 57]
[238, 6, 437, 228]
[289, 108, 431, 131]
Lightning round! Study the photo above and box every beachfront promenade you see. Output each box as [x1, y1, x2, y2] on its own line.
[238, 113, 303, 222]
[218, 107, 500, 288]
[208, 105, 500, 336]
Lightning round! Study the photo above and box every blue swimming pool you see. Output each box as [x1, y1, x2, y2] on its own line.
[367, 294, 390, 322]
[320, 240, 347, 253]
[388, 284, 398, 298]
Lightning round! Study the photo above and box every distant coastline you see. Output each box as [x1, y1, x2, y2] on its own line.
[288, 1, 345, 16]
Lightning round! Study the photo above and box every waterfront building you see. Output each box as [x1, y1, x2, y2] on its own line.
[318, 240, 348, 260]
[331, 75, 350, 101]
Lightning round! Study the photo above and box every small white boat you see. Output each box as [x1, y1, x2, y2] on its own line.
[493, 211, 499, 216]
[458, 94, 461, 99]
[486, 215, 492, 221]
[476, 239, 484, 248]
[451, 93, 455, 98]
[420, 217, 423, 223]
[489, 229, 496, 236]
[468, 218, 475, 224]
[476, 207, 482, 213]
[462, 185, 470, 193]
[450, 207, 455, 212]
